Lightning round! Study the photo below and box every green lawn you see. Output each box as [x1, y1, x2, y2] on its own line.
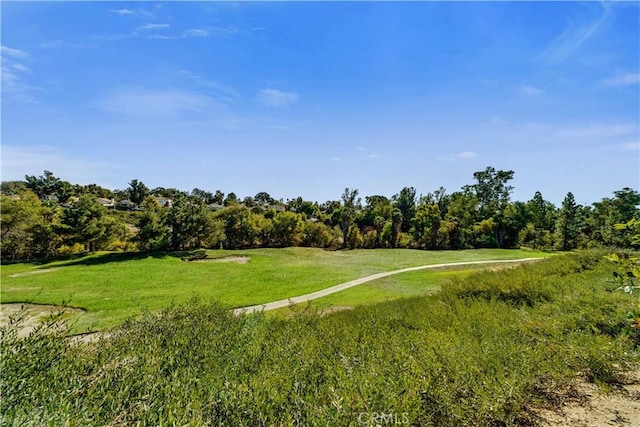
[1, 248, 550, 331]
[276, 263, 521, 315]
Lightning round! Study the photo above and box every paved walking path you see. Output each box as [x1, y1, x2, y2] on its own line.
[232, 258, 540, 315]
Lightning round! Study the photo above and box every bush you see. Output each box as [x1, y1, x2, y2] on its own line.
[58, 243, 85, 255]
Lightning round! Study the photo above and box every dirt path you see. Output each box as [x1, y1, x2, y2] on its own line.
[232, 258, 541, 315]
[0, 303, 85, 338]
[536, 372, 640, 426]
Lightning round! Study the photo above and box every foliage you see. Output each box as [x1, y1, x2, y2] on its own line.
[3, 168, 639, 259]
[606, 218, 640, 331]
[2, 253, 637, 425]
[392, 186, 416, 232]
[127, 179, 150, 204]
[555, 192, 581, 251]
[136, 196, 170, 252]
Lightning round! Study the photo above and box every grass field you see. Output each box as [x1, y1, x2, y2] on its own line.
[2, 251, 637, 426]
[0, 248, 549, 332]
[272, 263, 522, 316]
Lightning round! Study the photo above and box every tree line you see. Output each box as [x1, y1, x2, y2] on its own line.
[1, 167, 638, 260]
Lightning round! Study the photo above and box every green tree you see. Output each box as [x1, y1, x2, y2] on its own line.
[464, 166, 514, 218]
[446, 190, 479, 248]
[272, 211, 304, 247]
[411, 203, 441, 249]
[421, 187, 450, 219]
[301, 221, 335, 248]
[339, 188, 361, 249]
[213, 190, 225, 205]
[390, 208, 403, 248]
[191, 188, 215, 204]
[128, 179, 150, 204]
[60, 195, 110, 252]
[0, 180, 27, 195]
[254, 192, 274, 206]
[136, 196, 170, 252]
[500, 201, 530, 249]
[346, 224, 364, 249]
[555, 192, 581, 251]
[464, 166, 515, 247]
[393, 187, 417, 232]
[224, 192, 238, 206]
[523, 191, 556, 249]
[28, 222, 62, 259]
[1, 191, 42, 259]
[82, 183, 112, 199]
[24, 171, 62, 200]
[438, 219, 463, 250]
[216, 205, 257, 249]
[55, 180, 74, 203]
[166, 196, 218, 250]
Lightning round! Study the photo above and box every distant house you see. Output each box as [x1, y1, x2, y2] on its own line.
[269, 204, 286, 213]
[208, 203, 224, 211]
[154, 196, 172, 208]
[116, 199, 138, 211]
[96, 197, 115, 208]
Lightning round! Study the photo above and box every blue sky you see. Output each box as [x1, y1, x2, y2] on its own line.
[2, 1, 638, 206]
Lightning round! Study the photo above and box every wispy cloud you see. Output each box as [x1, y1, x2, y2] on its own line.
[437, 152, 478, 162]
[482, 116, 638, 149]
[103, 25, 239, 41]
[366, 154, 382, 159]
[98, 86, 244, 130]
[257, 89, 299, 108]
[518, 84, 544, 97]
[99, 88, 223, 119]
[110, 8, 155, 18]
[40, 40, 92, 49]
[540, 3, 611, 61]
[139, 23, 170, 31]
[184, 28, 209, 37]
[1, 45, 30, 60]
[1, 45, 40, 103]
[176, 70, 241, 103]
[555, 122, 637, 141]
[622, 142, 640, 151]
[182, 26, 238, 38]
[603, 72, 640, 87]
[110, 8, 135, 15]
[1, 145, 123, 186]
[331, 157, 342, 162]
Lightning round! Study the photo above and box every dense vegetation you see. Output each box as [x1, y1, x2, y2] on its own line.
[2, 252, 638, 425]
[2, 167, 639, 261]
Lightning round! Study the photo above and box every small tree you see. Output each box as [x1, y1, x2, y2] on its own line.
[555, 192, 581, 251]
[137, 196, 169, 252]
[127, 179, 150, 204]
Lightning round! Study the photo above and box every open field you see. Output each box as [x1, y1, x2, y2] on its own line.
[272, 260, 531, 317]
[0, 248, 549, 332]
[2, 251, 638, 426]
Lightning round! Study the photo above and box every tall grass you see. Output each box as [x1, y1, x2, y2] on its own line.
[1, 251, 637, 426]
